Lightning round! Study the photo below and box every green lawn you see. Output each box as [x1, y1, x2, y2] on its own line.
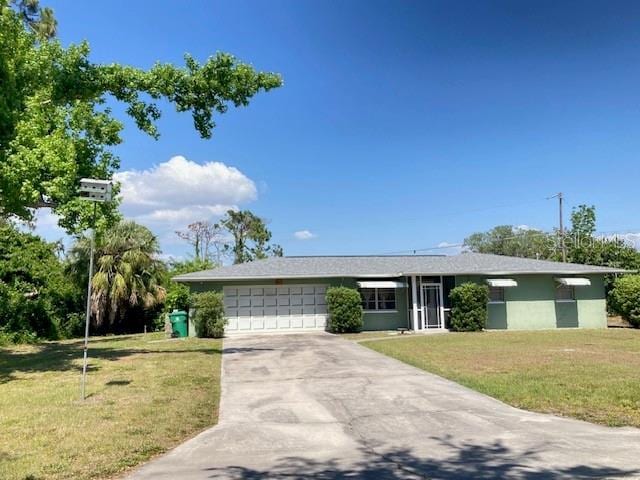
[361, 329, 640, 428]
[0, 333, 222, 480]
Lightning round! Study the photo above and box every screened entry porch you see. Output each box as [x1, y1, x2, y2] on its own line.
[408, 275, 455, 331]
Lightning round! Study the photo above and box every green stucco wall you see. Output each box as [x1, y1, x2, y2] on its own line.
[186, 277, 408, 331]
[455, 274, 607, 330]
[186, 273, 607, 332]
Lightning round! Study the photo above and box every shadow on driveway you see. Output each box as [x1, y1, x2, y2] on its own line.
[205, 435, 639, 479]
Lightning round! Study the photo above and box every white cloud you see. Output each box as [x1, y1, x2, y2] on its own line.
[114, 156, 258, 228]
[30, 208, 68, 240]
[294, 229, 317, 240]
[115, 155, 257, 216]
[114, 155, 258, 254]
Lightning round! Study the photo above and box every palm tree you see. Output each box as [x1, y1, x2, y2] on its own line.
[68, 221, 166, 328]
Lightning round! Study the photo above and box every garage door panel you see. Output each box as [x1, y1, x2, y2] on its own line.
[277, 295, 290, 306]
[224, 284, 328, 332]
[277, 316, 290, 328]
[251, 296, 264, 307]
[251, 318, 264, 329]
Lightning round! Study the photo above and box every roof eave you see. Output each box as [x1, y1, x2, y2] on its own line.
[172, 272, 404, 282]
[172, 268, 628, 283]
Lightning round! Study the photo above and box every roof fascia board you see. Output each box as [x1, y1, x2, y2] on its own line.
[173, 273, 404, 282]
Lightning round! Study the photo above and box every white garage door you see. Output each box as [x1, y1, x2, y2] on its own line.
[223, 284, 328, 332]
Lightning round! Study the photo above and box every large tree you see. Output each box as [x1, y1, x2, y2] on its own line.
[0, 1, 282, 232]
[175, 221, 228, 263]
[565, 205, 640, 271]
[463, 206, 640, 272]
[67, 221, 166, 331]
[464, 225, 555, 259]
[0, 220, 80, 340]
[220, 210, 283, 264]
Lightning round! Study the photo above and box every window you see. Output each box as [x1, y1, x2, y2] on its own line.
[360, 288, 396, 311]
[488, 286, 505, 303]
[556, 285, 575, 302]
[360, 288, 377, 310]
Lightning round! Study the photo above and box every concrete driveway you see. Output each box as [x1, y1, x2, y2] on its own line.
[127, 333, 640, 479]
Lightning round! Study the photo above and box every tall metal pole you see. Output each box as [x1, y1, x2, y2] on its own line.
[81, 202, 97, 401]
[558, 192, 566, 262]
[548, 192, 566, 262]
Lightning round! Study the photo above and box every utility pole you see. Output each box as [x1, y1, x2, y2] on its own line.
[548, 192, 566, 262]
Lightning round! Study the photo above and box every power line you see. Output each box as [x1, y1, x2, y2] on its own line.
[376, 227, 640, 256]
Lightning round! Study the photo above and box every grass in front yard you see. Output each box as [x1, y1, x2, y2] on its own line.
[0, 333, 222, 480]
[362, 329, 640, 428]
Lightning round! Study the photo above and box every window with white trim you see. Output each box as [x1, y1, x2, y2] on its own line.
[556, 285, 575, 302]
[488, 286, 505, 303]
[359, 288, 396, 311]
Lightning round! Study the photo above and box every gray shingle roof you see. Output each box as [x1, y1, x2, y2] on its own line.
[173, 253, 627, 282]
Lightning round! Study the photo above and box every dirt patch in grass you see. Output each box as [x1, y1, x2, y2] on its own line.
[0, 333, 222, 480]
[362, 329, 640, 428]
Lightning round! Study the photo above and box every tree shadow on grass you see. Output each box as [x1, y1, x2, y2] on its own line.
[204, 436, 639, 479]
[0, 339, 222, 383]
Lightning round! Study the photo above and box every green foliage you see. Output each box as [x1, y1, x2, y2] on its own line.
[67, 220, 166, 332]
[464, 225, 555, 259]
[221, 210, 283, 264]
[609, 276, 640, 327]
[9, 0, 57, 39]
[0, 221, 81, 340]
[449, 283, 489, 332]
[464, 206, 640, 278]
[0, 4, 282, 232]
[192, 291, 226, 338]
[570, 204, 596, 238]
[164, 258, 216, 313]
[326, 286, 364, 333]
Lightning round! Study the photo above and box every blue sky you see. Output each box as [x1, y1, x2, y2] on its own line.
[40, 0, 640, 258]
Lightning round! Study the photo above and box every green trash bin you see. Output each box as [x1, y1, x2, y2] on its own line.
[169, 310, 188, 338]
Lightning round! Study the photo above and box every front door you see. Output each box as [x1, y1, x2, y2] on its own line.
[421, 284, 442, 329]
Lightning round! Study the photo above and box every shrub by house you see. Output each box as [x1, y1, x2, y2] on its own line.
[610, 275, 640, 327]
[449, 282, 489, 332]
[192, 292, 226, 338]
[326, 286, 364, 333]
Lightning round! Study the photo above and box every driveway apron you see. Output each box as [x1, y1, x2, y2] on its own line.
[126, 333, 640, 479]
